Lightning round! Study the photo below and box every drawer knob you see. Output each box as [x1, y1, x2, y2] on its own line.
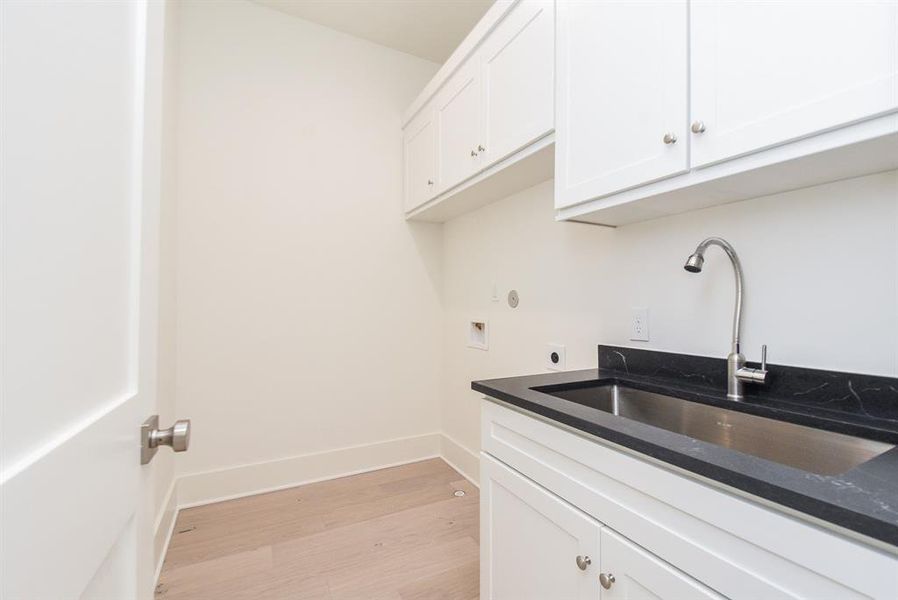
[575, 555, 591, 570]
[663, 132, 678, 144]
[599, 573, 616, 589]
[691, 120, 706, 134]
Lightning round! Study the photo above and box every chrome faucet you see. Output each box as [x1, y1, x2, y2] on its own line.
[684, 237, 768, 401]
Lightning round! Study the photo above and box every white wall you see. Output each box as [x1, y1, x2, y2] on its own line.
[168, 0, 898, 498]
[150, 0, 181, 574]
[441, 171, 898, 458]
[174, 0, 442, 489]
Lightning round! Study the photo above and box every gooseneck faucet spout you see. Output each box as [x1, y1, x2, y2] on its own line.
[684, 237, 744, 355]
[684, 237, 767, 400]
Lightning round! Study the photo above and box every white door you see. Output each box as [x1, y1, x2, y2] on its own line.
[403, 108, 436, 212]
[555, 0, 688, 209]
[1, 1, 168, 598]
[479, 0, 554, 167]
[481, 454, 602, 600]
[435, 60, 482, 193]
[599, 528, 723, 600]
[690, 0, 898, 168]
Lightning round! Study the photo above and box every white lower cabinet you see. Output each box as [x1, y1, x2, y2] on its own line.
[600, 528, 722, 600]
[482, 453, 721, 600]
[481, 400, 898, 600]
[481, 454, 601, 600]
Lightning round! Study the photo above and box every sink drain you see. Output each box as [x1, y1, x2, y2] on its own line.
[453, 489, 466, 497]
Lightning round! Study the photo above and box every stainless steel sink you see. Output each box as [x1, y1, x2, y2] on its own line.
[535, 382, 895, 476]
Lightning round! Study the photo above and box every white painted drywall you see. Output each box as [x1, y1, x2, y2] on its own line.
[441, 171, 898, 457]
[174, 0, 442, 477]
[150, 0, 180, 572]
[167, 0, 898, 499]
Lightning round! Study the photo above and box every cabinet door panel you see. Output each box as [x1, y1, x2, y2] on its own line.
[600, 529, 723, 600]
[481, 453, 602, 600]
[403, 109, 435, 212]
[555, 0, 688, 209]
[435, 62, 480, 193]
[480, 0, 554, 166]
[690, 0, 898, 168]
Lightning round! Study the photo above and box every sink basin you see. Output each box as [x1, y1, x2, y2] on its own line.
[533, 381, 895, 475]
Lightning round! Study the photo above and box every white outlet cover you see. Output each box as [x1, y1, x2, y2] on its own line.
[630, 307, 649, 342]
[547, 343, 566, 371]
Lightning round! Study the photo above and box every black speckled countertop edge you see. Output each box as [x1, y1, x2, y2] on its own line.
[472, 365, 898, 549]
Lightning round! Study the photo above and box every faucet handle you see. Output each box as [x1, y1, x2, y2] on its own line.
[735, 345, 769, 386]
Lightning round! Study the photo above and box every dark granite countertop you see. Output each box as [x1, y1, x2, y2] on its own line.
[472, 346, 898, 549]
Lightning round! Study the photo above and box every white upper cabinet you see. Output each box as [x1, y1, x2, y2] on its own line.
[690, 1, 898, 168]
[481, 454, 602, 600]
[555, 0, 689, 209]
[480, 0, 554, 166]
[555, 0, 898, 225]
[402, 0, 556, 220]
[435, 60, 481, 194]
[403, 108, 436, 212]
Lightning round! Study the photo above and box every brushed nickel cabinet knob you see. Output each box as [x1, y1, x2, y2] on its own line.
[599, 573, 616, 589]
[691, 120, 706, 134]
[663, 132, 678, 144]
[575, 555, 591, 570]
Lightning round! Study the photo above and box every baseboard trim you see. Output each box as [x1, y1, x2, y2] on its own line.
[440, 433, 480, 487]
[176, 432, 443, 509]
[152, 480, 179, 586]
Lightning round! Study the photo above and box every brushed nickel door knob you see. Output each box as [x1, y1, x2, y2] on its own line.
[152, 419, 191, 452]
[141, 415, 191, 464]
[663, 132, 678, 144]
[691, 120, 706, 134]
[575, 555, 592, 570]
[599, 573, 616, 589]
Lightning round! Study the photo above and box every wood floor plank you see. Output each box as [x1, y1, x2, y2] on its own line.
[398, 560, 480, 600]
[156, 459, 479, 600]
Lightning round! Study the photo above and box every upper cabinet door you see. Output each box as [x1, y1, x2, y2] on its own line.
[599, 529, 723, 600]
[690, 1, 898, 168]
[403, 108, 435, 212]
[435, 61, 481, 193]
[480, 0, 554, 167]
[554, 0, 688, 209]
[481, 454, 602, 600]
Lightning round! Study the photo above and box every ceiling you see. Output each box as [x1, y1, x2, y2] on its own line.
[252, 0, 494, 63]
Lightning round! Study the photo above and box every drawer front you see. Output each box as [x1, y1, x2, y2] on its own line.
[481, 399, 898, 599]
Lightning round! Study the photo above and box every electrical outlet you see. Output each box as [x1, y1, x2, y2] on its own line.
[630, 307, 649, 341]
[546, 343, 566, 371]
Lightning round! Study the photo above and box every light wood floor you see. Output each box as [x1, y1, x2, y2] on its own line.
[155, 459, 479, 600]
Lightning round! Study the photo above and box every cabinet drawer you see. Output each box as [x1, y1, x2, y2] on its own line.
[481, 399, 898, 599]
